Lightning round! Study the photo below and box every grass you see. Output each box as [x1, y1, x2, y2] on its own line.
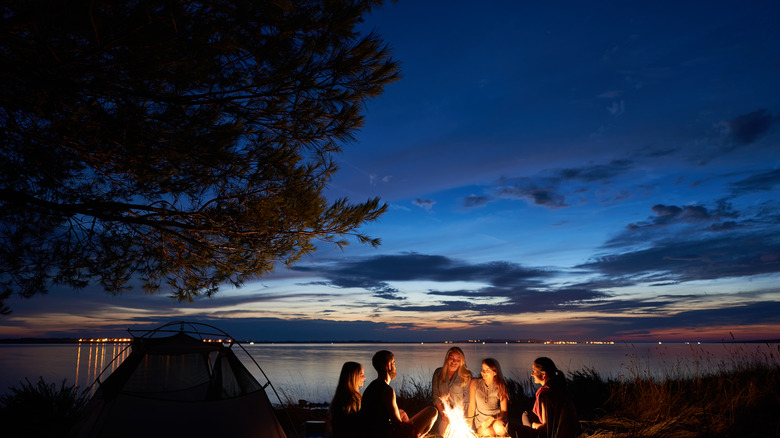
[3, 343, 778, 437]
[0, 377, 87, 438]
[582, 342, 780, 437]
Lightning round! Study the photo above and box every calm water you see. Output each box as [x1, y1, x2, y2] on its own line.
[1, 341, 776, 404]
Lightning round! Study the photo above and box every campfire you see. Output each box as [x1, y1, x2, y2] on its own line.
[440, 399, 510, 438]
[441, 401, 477, 438]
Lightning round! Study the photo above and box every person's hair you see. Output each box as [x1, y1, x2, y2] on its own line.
[439, 346, 471, 387]
[482, 358, 508, 401]
[372, 350, 394, 373]
[534, 356, 568, 391]
[331, 361, 363, 415]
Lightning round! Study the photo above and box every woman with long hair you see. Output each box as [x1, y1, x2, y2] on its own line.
[468, 358, 509, 437]
[521, 357, 579, 438]
[431, 346, 472, 435]
[330, 361, 366, 438]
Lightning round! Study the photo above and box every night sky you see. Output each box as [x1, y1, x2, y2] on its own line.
[2, 1, 779, 342]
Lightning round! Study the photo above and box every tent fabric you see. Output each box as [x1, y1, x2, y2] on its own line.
[71, 329, 287, 438]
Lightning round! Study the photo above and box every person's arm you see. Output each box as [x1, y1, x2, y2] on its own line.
[382, 385, 404, 423]
[432, 369, 446, 415]
[532, 395, 548, 431]
[458, 374, 471, 410]
[436, 395, 449, 420]
[488, 395, 510, 437]
[498, 396, 508, 423]
[467, 379, 477, 429]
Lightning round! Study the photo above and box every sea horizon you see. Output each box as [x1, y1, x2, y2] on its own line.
[1, 337, 779, 344]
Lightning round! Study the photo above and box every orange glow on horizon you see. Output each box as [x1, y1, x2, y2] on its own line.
[610, 323, 780, 342]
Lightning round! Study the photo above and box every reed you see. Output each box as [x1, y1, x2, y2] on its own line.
[396, 372, 436, 415]
[0, 377, 87, 438]
[585, 342, 780, 437]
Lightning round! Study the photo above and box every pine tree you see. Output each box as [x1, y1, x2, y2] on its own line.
[0, 0, 399, 313]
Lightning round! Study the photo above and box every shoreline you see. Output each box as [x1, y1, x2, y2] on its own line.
[2, 338, 778, 345]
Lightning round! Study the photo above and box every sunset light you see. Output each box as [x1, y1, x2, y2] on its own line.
[1, 0, 778, 345]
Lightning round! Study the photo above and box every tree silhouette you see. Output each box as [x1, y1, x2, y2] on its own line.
[0, 0, 399, 313]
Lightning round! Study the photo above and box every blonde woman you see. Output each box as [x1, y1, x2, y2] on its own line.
[432, 346, 472, 435]
[468, 358, 509, 437]
[330, 361, 366, 438]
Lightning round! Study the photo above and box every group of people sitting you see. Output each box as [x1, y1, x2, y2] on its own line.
[330, 347, 579, 438]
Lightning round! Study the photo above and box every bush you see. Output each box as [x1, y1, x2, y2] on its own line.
[0, 377, 86, 438]
[396, 374, 434, 415]
[568, 367, 612, 421]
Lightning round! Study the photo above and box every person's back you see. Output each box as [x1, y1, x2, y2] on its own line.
[360, 350, 437, 438]
[536, 379, 579, 438]
[360, 379, 392, 437]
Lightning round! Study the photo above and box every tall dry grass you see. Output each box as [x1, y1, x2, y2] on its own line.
[0, 377, 87, 438]
[585, 342, 780, 438]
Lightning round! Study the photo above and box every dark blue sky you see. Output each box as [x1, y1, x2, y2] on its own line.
[2, 0, 779, 342]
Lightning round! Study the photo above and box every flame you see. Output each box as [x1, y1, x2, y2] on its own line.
[442, 401, 477, 438]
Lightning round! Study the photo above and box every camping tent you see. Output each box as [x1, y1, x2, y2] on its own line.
[71, 322, 288, 438]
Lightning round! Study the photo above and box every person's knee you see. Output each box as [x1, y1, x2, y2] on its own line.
[422, 405, 438, 423]
[410, 406, 439, 435]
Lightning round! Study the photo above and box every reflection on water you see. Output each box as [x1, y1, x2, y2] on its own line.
[74, 341, 131, 394]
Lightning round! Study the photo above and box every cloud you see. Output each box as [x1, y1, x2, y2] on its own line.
[723, 109, 776, 145]
[292, 253, 616, 316]
[492, 160, 635, 208]
[385, 300, 478, 313]
[706, 221, 741, 232]
[607, 198, 780, 252]
[300, 254, 550, 285]
[413, 198, 436, 211]
[581, 232, 780, 284]
[696, 110, 777, 164]
[641, 147, 679, 158]
[624, 203, 739, 231]
[373, 291, 406, 300]
[578, 299, 780, 340]
[730, 168, 780, 195]
[495, 181, 568, 208]
[464, 194, 491, 208]
[300, 276, 405, 301]
[575, 296, 677, 314]
[369, 174, 393, 185]
[138, 296, 780, 341]
[557, 160, 634, 183]
[293, 254, 555, 304]
[424, 286, 609, 315]
[607, 100, 625, 116]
